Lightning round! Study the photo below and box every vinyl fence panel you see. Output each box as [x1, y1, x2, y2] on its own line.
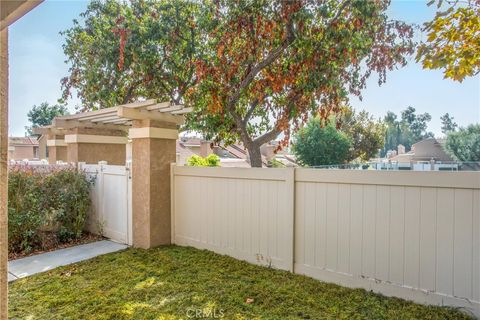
[171, 166, 480, 316]
[294, 169, 479, 316]
[171, 166, 294, 271]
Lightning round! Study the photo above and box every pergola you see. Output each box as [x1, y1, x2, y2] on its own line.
[33, 99, 191, 165]
[34, 99, 192, 250]
[50, 99, 191, 127]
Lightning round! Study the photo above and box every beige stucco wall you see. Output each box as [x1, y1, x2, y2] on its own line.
[38, 135, 46, 159]
[0, 28, 8, 320]
[132, 137, 176, 249]
[48, 146, 67, 164]
[47, 134, 67, 164]
[8, 145, 35, 160]
[65, 127, 127, 165]
[67, 143, 126, 165]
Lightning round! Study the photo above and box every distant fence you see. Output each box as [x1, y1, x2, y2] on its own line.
[171, 166, 480, 316]
[310, 161, 480, 171]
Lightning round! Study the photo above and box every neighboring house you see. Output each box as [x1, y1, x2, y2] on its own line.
[8, 136, 39, 160]
[177, 136, 297, 167]
[390, 138, 454, 163]
[175, 140, 196, 165]
[177, 137, 255, 167]
[371, 138, 458, 171]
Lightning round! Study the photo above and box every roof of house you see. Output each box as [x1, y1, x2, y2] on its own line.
[179, 137, 202, 147]
[176, 140, 196, 164]
[390, 138, 453, 163]
[8, 136, 39, 146]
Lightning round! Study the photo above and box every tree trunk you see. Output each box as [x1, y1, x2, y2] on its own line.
[246, 142, 263, 168]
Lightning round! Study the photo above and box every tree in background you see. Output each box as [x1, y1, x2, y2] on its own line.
[61, 0, 201, 110]
[338, 107, 385, 161]
[445, 124, 480, 161]
[293, 118, 352, 167]
[416, 0, 480, 81]
[401, 106, 434, 142]
[186, 0, 414, 167]
[440, 113, 458, 134]
[381, 106, 434, 156]
[25, 102, 69, 136]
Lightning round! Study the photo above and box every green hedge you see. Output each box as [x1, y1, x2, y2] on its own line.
[8, 165, 93, 254]
[186, 154, 220, 167]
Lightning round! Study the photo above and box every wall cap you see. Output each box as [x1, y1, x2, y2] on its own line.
[47, 139, 67, 147]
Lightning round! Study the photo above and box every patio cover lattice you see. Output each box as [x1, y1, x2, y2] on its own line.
[34, 99, 191, 134]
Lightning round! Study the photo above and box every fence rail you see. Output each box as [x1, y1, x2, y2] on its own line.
[171, 166, 480, 317]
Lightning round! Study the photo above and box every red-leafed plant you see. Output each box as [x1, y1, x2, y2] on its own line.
[186, 0, 414, 167]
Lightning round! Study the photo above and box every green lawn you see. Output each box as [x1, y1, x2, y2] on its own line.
[9, 246, 471, 320]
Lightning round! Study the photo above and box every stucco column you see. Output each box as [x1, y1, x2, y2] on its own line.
[65, 127, 127, 165]
[130, 120, 177, 249]
[0, 28, 8, 320]
[46, 134, 67, 164]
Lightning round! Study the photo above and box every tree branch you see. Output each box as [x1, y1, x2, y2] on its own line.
[243, 98, 259, 125]
[253, 90, 303, 146]
[227, 12, 296, 110]
[253, 127, 281, 146]
[329, 0, 351, 26]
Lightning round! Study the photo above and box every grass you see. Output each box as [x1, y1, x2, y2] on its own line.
[9, 246, 471, 320]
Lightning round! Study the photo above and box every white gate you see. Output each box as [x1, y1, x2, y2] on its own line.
[81, 162, 132, 245]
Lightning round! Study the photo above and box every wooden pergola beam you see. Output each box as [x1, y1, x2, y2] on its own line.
[50, 100, 188, 127]
[117, 107, 184, 125]
[50, 119, 129, 131]
[172, 107, 193, 115]
[145, 102, 170, 111]
[158, 105, 183, 113]
[118, 99, 156, 109]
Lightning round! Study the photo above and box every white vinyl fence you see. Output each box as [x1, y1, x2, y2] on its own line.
[171, 166, 294, 271]
[171, 166, 480, 316]
[82, 162, 132, 245]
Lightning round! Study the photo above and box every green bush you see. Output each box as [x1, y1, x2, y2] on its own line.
[8, 165, 93, 253]
[186, 154, 220, 167]
[293, 118, 352, 167]
[268, 158, 286, 168]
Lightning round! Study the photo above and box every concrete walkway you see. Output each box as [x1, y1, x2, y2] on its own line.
[8, 240, 128, 282]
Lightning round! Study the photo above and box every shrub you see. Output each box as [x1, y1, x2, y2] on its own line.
[293, 118, 352, 167]
[8, 165, 93, 253]
[186, 154, 220, 167]
[268, 158, 286, 168]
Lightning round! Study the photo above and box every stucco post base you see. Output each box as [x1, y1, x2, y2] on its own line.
[47, 134, 67, 164]
[130, 120, 177, 249]
[65, 127, 127, 165]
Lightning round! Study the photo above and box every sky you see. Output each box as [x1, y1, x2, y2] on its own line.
[7, 0, 480, 137]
